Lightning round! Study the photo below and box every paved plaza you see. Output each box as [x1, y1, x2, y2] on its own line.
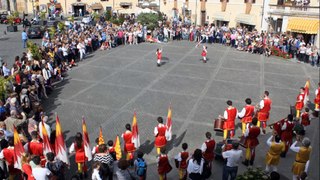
[0, 27, 318, 179]
[39, 41, 318, 179]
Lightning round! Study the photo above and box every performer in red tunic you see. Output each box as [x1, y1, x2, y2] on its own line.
[242, 117, 260, 166]
[201, 132, 216, 171]
[201, 46, 207, 63]
[280, 114, 294, 158]
[0, 137, 21, 179]
[219, 100, 238, 140]
[174, 143, 189, 180]
[157, 148, 172, 180]
[26, 131, 45, 166]
[156, 48, 162, 67]
[122, 124, 136, 160]
[313, 82, 320, 117]
[301, 108, 310, 130]
[257, 91, 272, 134]
[238, 98, 255, 135]
[91, 138, 99, 156]
[69, 132, 88, 177]
[295, 87, 305, 118]
[154, 117, 167, 155]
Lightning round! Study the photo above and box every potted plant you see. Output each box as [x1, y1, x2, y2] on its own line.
[6, 11, 19, 32]
[39, 12, 47, 26]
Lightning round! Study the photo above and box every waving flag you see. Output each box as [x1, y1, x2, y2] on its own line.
[303, 79, 310, 106]
[41, 120, 52, 155]
[166, 105, 172, 141]
[98, 126, 105, 145]
[131, 111, 140, 148]
[55, 115, 69, 165]
[13, 126, 24, 169]
[114, 135, 122, 160]
[82, 117, 92, 161]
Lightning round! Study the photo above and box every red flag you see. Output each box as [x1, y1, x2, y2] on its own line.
[55, 115, 69, 165]
[166, 105, 172, 141]
[131, 111, 140, 148]
[304, 79, 310, 106]
[82, 117, 92, 161]
[114, 135, 122, 160]
[13, 126, 24, 169]
[41, 120, 52, 155]
[98, 126, 105, 145]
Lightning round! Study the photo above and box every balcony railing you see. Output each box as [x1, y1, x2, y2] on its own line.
[268, 4, 320, 18]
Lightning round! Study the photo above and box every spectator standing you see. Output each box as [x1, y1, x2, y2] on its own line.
[46, 152, 65, 180]
[22, 30, 28, 48]
[32, 156, 52, 180]
[134, 151, 147, 180]
[222, 142, 243, 180]
[187, 149, 204, 180]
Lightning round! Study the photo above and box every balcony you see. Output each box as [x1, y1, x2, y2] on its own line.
[268, 4, 320, 18]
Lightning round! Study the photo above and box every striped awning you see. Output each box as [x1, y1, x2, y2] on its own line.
[287, 18, 319, 34]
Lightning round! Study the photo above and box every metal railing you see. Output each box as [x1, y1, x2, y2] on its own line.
[268, 4, 319, 17]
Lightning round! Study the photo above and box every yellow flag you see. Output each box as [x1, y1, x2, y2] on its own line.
[114, 135, 122, 160]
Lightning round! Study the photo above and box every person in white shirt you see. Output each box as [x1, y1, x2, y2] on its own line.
[222, 142, 243, 180]
[2, 62, 11, 77]
[32, 155, 52, 180]
[187, 149, 205, 180]
[92, 162, 102, 180]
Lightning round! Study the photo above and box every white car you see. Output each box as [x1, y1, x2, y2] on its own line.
[82, 16, 92, 24]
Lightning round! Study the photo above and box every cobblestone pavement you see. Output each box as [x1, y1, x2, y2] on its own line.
[0, 28, 318, 179]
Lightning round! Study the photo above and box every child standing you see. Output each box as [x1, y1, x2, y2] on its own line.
[157, 148, 172, 180]
[201, 46, 207, 63]
[91, 162, 102, 180]
[174, 143, 189, 180]
[156, 48, 162, 67]
[300, 108, 310, 130]
[134, 151, 147, 180]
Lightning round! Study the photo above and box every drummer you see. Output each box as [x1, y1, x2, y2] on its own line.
[238, 98, 255, 135]
[219, 100, 238, 141]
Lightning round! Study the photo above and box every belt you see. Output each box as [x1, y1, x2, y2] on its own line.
[295, 160, 307, 164]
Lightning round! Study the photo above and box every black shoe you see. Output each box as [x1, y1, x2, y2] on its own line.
[280, 152, 286, 158]
[157, 64, 160, 67]
[242, 160, 249, 166]
[250, 160, 254, 166]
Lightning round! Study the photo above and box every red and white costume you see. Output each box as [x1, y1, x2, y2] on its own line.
[157, 154, 172, 175]
[201, 139, 216, 162]
[201, 48, 207, 57]
[280, 120, 294, 153]
[121, 130, 135, 153]
[154, 123, 167, 148]
[314, 87, 320, 111]
[175, 151, 189, 169]
[300, 112, 310, 127]
[0, 146, 21, 175]
[26, 140, 46, 166]
[258, 97, 272, 124]
[91, 145, 99, 155]
[156, 49, 162, 65]
[238, 105, 255, 124]
[69, 142, 87, 163]
[244, 125, 260, 148]
[223, 107, 238, 130]
[295, 93, 305, 111]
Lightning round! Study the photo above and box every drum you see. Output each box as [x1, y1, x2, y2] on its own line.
[214, 119, 224, 132]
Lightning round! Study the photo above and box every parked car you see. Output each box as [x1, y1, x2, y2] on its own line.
[0, 15, 7, 24]
[27, 26, 43, 38]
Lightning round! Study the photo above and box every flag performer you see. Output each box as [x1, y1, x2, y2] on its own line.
[156, 48, 162, 67]
[41, 120, 53, 155]
[154, 117, 167, 155]
[295, 87, 305, 119]
[122, 123, 136, 160]
[201, 45, 208, 63]
[313, 82, 320, 117]
[55, 114, 70, 165]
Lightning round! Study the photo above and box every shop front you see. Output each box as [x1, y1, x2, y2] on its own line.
[212, 12, 230, 28]
[235, 13, 256, 31]
[72, 2, 86, 17]
[286, 18, 319, 45]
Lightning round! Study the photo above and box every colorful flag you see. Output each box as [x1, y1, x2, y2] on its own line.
[166, 105, 172, 141]
[13, 126, 24, 169]
[55, 115, 69, 165]
[304, 79, 310, 106]
[41, 120, 52, 155]
[114, 135, 122, 160]
[131, 111, 140, 148]
[82, 117, 92, 161]
[98, 126, 105, 145]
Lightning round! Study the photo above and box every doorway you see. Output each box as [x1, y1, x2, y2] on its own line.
[73, 5, 85, 17]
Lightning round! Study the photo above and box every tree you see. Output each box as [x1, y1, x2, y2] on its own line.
[104, 10, 112, 21]
[137, 13, 163, 30]
[27, 41, 42, 61]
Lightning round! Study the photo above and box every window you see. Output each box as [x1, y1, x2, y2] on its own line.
[244, 0, 256, 3]
[220, 0, 229, 2]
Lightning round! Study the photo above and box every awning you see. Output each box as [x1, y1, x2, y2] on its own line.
[118, 8, 135, 14]
[72, 3, 86, 6]
[120, 2, 132, 6]
[287, 18, 319, 34]
[91, 3, 103, 10]
[212, 12, 230, 22]
[235, 13, 256, 26]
